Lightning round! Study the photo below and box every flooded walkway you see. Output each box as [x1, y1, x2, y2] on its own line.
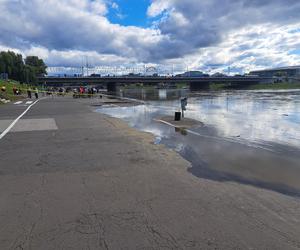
[97, 89, 300, 197]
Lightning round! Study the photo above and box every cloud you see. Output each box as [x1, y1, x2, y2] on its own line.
[0, 0, 161, 56]
[147, 0, 172, 17]
[162, 23, 300, 74]
[149, 0, 300, 57]
[0, 0, 299, 73]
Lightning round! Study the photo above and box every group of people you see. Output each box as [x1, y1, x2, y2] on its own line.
[1, 84, 103, 100]
[27, 87, 39, 99]
[73, 86, 99, 98]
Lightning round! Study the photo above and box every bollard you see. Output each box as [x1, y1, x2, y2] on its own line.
[174, 111, 181, 121]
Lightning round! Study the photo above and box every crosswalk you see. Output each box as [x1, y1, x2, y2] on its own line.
[14, 100, 33, 105]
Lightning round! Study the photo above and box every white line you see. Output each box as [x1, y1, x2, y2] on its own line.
[153, 119, 176, 128]
[26, 101, 33, 104]
[14, 101, 23, 105]
[0, 99, 41, 140]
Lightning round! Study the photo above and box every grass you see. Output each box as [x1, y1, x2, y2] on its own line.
[210, 83, 230, 90]
[246, 82, 300, 90]
[209, 82, 300, 91]
[175, 83, 188, 89]
[0, 79, 30, 103]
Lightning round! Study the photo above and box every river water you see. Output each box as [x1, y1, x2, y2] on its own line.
[97, 89, 300, 197]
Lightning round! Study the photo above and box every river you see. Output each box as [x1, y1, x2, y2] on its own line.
[97, 88, 300, 197]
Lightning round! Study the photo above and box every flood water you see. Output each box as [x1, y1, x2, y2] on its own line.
[97, 88, 300, 197]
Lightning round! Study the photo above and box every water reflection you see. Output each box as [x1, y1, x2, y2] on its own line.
[119, 88, 188, 101]
[185, 90, 300, 148]
[97, 89, 300, 197]
[117, 89, 300, 148]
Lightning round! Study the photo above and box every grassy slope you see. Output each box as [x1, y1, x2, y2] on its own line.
[0, 79, 29, 102]
[246, 82, 300, 90]
[97, 81, 300, 91]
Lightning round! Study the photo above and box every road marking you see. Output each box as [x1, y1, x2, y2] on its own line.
[14, 101, 23, 105]
[0, 99, 41, 140]
[153, 119, 177, 128]
[26, 101, 33, 104]
[0, 118, 58, 132]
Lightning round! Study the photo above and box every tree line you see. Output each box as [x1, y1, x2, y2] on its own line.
[0, 51, 47, 84]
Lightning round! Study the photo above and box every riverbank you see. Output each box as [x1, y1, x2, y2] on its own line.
[0, 96, 299, 249]
[247, 81, 300, 90]
[209, 81, 300, 90]
[121, 81, 300, 91]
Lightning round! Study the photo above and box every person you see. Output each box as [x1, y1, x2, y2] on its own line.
[79, 86, 84, 98]
[34, 87, 39, 99]
[73, 88, 78, 98]
[12, 86, 17, 95]
[59, 87, 63, 96]
[27, 88, 32, 99]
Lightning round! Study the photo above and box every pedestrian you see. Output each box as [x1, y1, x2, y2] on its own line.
[59, 87, 63, 96]
[27, 88, 32, 99]
[79, 86, 84, 98]
[34, 87, 39, 99]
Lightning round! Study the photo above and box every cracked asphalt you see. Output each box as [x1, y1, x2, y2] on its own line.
[0, 96, 300, 249]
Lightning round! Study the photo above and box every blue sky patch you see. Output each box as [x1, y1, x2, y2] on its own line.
[289, 28, 300, 34]
[289, 49, 300, 55]
[107, 0, 152, 27]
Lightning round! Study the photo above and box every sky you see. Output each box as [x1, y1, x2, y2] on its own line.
[0, 0, 300, 74]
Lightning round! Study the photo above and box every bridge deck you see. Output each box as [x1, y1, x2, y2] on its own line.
[38, 76, 271, 85]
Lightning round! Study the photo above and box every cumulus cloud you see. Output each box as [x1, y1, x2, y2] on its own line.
[162, 23, 300, 74]
[147, 0, 172, 17]
[0, 0, 299, 72]
[149, 0, 300, 57]
[0, 0, 161, 58]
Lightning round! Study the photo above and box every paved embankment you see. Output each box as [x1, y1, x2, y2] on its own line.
[0, 96, 299, 249]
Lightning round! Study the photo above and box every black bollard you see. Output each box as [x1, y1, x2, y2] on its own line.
[174, 112, 181, 121]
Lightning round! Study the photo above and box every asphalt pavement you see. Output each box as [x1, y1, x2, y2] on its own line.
[0, 96, 299, 249]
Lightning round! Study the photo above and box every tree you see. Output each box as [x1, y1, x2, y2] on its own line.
[25, 56, 47, 76]
[0, 51, 47, 84]
[21, 65, 37, 84]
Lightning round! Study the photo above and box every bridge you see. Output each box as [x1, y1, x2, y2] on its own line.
[38, 76, 272, 91]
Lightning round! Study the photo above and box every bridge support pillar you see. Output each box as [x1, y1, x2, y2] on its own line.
[190, 82, 210, 91]
[107, 82, 118, 93]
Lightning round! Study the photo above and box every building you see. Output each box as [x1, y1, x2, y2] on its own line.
[250, 66, 300, 78]
[176, 71, 209, 77]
